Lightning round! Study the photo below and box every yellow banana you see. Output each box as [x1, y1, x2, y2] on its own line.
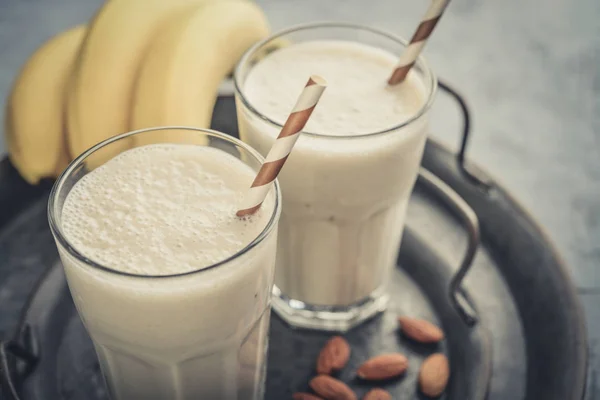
[6, 25, 86, 184]
[66, 0, 207, 159]
[130, 0, 270, 146]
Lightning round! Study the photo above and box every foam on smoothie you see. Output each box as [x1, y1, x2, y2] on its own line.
[61, 144, 271, 276]
[244, 40, 426, 136]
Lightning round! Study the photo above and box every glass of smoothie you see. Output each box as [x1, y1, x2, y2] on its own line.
[48, 127, 281, 400]
[234, 23, 436, 331]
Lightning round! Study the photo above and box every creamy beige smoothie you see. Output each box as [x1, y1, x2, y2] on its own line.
[49, 132, 279, 400]
[235, 27, 434, 330]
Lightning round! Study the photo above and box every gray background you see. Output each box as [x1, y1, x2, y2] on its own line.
[0, 0, 598, 395]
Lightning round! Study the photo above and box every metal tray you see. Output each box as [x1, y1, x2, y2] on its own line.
[0, 83, 587, 400]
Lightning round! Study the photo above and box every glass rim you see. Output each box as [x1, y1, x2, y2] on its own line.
[48, 126, 282, 279]
[233, 21, 438, 139]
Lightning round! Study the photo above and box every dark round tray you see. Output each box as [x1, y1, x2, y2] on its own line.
[0, 85, 587, 400]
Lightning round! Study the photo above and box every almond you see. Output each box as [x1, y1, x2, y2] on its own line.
[419, 353, 450, 397]
[309, 375, 357, 400]
[362, 388, 392, 400]
[316, 336, 351, 375]
[293, 393, 324, 400]
[398, 316, 444, 343]
[356, 353, 408, 380]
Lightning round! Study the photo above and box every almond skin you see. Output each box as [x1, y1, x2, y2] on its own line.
[316, 336, 351, 375]
[362, 388, 392, 400]
[309, 375, 357, 400]
[398, 316, 444, 343]
[293, 393, 324, 400]
[419, 353, 450, 397]
[356, 353, 408, 380]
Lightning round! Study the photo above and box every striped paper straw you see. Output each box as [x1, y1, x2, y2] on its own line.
[388, 0, 450, 85]
[236, 75, 327, 217]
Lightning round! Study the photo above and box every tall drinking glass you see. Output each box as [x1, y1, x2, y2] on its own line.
[234, 23, 436, 331]
[48, 127, 281, 399]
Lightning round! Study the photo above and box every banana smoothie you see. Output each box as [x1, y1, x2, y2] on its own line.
[235, 25, 435, 330]
[49, 129, 280, 400]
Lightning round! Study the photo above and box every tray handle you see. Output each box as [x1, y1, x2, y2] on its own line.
[1, 324, 38, 400]
[438, 80, 492, 189]
[418, 167, 480, 326]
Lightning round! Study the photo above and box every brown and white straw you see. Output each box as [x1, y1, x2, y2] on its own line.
[388, 0, 450, 85]
[236, 75, 327, 217]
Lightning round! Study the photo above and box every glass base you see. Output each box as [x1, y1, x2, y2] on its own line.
[271, 286, 389, 332]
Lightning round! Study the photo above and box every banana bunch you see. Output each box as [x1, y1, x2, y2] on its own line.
[5, 0, 270, 184]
